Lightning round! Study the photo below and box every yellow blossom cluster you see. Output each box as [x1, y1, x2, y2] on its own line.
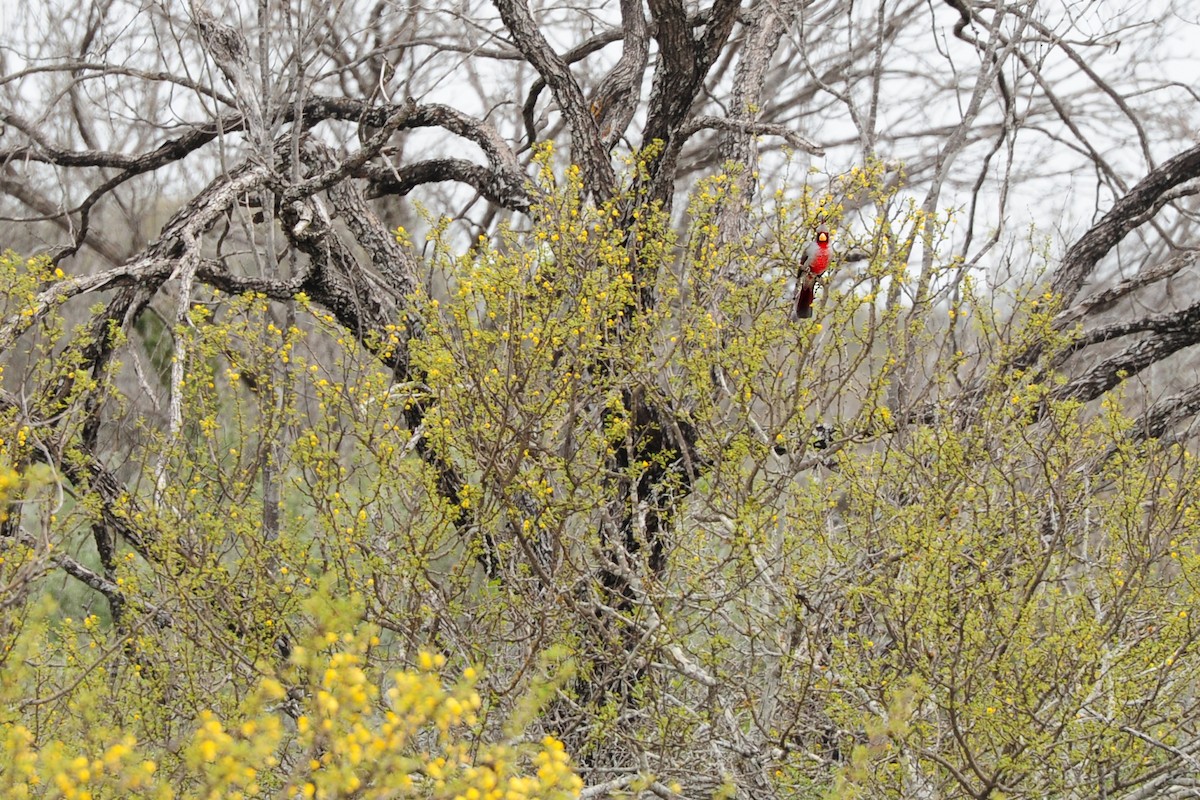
[1, 610, 581, 800]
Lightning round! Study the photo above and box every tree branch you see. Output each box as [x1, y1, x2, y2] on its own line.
[491, 0, 616, 197]
[1051, 143, 1200, 303]
[683, 115, 824, 155]
[362, 158, 531, 212]
[641, 0, 741, 205]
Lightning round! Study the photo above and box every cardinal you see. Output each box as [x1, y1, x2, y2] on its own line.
[793, 224, 833, 319]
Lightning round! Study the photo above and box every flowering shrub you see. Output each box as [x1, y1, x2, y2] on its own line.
[0, 589, 581, 800]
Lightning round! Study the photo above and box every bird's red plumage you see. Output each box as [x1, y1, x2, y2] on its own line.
[808, 245, 831, 276]
[791, 226, 833, 320]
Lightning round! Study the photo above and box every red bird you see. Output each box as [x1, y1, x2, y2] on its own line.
[793, 224, 833, 320]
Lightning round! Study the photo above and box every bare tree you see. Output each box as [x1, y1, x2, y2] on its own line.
[3, 0, 1200, 797]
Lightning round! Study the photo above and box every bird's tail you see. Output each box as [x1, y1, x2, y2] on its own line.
[794, 285, 814, 319]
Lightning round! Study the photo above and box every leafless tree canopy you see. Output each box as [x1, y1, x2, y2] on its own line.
[3, 0, 1200, 796]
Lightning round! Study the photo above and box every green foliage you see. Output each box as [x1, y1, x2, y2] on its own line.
[811, 392, 1200, 797]
[0, 584, 581, 799]
[0, 151, 1198, 800]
